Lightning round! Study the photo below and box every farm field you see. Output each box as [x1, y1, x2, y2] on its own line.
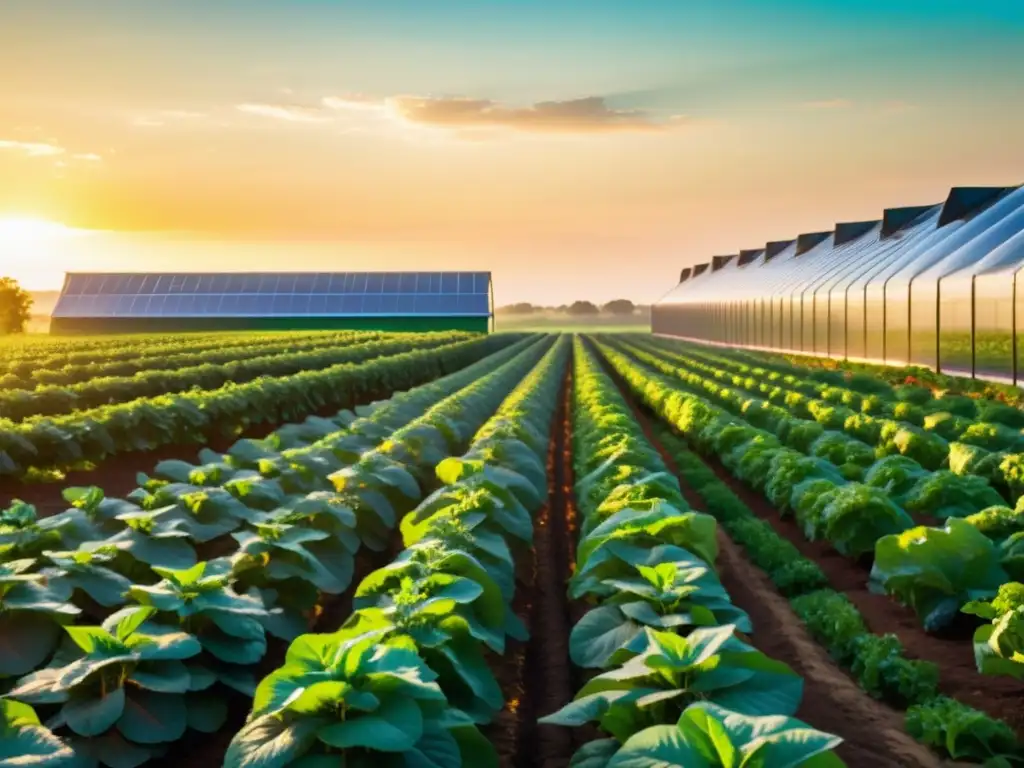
[2, 330, 1024, 767]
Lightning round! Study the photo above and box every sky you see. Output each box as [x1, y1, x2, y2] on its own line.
[1, 0, 1023, 306]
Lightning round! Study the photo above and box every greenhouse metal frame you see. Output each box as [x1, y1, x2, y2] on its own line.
[653, 184, 1024, 383]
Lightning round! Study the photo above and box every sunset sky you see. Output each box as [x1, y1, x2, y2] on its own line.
[1, 1, 1023, 305]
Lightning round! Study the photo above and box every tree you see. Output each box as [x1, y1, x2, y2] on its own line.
[602, 299, 636, 316]
[0, 277, 32, 334]
[566, 300, 600, 316]
[498, 302, 538, 315]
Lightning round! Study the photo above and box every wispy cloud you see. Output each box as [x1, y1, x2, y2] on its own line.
[233, 92, 680, 136]
[236, 102, 333, 123]
[73, 153, 103, 162]
[388, 95, 667, 134]
[0, 139, 65, 157]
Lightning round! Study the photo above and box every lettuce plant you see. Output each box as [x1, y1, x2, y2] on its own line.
[569, 562, 750, 668]
[903, 470, 1005, 520]
[871, 519, 1009, 631]
[906, 695, 1021, 765]
[962, 582, 1024, 679]
[812, 483, 913, 558]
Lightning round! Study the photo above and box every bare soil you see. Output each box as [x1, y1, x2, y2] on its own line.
[487, 369, 579, 768]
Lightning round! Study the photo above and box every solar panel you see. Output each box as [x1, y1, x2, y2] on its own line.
[51, 272, 493, 319]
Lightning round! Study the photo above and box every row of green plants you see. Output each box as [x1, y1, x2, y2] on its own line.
[651, 422, 1021, 765]
[538, 338, 846, 767]
[642, 337, 1024, 493]
[594, 337, 1024, 759]
[2, 331, 387, 393]
[0, 332, 457, 422]
[770, 349, 1024, 409]
[0, 336, 550, 766]
[608, 336, 1024, 631]
[670, 336, 1024, 414]
[0, 332, 331, 386]
[0, 334, 526, 480]
[625, 338, 1009, 524]
[664, 342, 1024, 682]
[223, 336, 571, 767]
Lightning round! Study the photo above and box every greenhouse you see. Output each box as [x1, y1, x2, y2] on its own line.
[50, 271, 493, 334]
[653, 184, 1024, 382]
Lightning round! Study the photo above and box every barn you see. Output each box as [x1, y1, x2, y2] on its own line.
[49, 271, 493, 334]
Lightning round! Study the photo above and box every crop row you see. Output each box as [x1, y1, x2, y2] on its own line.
[641, 337, 1024, 501]
[538, 338, 846, 766]
[0, 336, 550, 767]
[594, 336, 1024, 759]
[224, 335, 570, 767]
[1, 331, 388, 392]
[0, 332, 333, 382]
[0, 331, 460, 422]
[607, 335, 1023, 630]
[0, 333, 526, 479]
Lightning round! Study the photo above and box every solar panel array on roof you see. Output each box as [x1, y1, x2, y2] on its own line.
[52, 272, 491, 319]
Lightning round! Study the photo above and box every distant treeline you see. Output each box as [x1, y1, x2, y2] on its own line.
[496, 299, 649, 316]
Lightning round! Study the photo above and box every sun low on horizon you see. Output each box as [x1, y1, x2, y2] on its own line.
[0, 216, 98, 288]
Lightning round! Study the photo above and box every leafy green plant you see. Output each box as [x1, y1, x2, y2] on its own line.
[353, 540, 519, 655]
[810, 483, 913, 558]
[903, 470, 1005, 520]
[962, 582, 1024, 680]
[41, 549, 133, 609]
[224, 606, 497, 768]
[542, 626, 803, 742]
[0, 558, 80, 676]
[7, 607, 209, 767]
[569, 561, 750, 668]
[871, 519, 1009, 631]
[906, 696, 1022, 765]
[592, 701, 845, 768]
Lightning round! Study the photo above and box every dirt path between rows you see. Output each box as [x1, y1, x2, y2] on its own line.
[485, 369, 579, 768]
[594, 350, 941, 767]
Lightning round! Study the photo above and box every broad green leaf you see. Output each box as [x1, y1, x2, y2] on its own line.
[116, 689, 187, 745]
[316, 696, 423, 751]
[63, 686, 126, 738]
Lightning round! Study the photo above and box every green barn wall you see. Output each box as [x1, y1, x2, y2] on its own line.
[49, 315, 490, 335]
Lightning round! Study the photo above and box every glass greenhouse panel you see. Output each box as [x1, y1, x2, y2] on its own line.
[938, 271, 975, 375]
[909, 277, 939, 369]
[973, 269, 1015, 380]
